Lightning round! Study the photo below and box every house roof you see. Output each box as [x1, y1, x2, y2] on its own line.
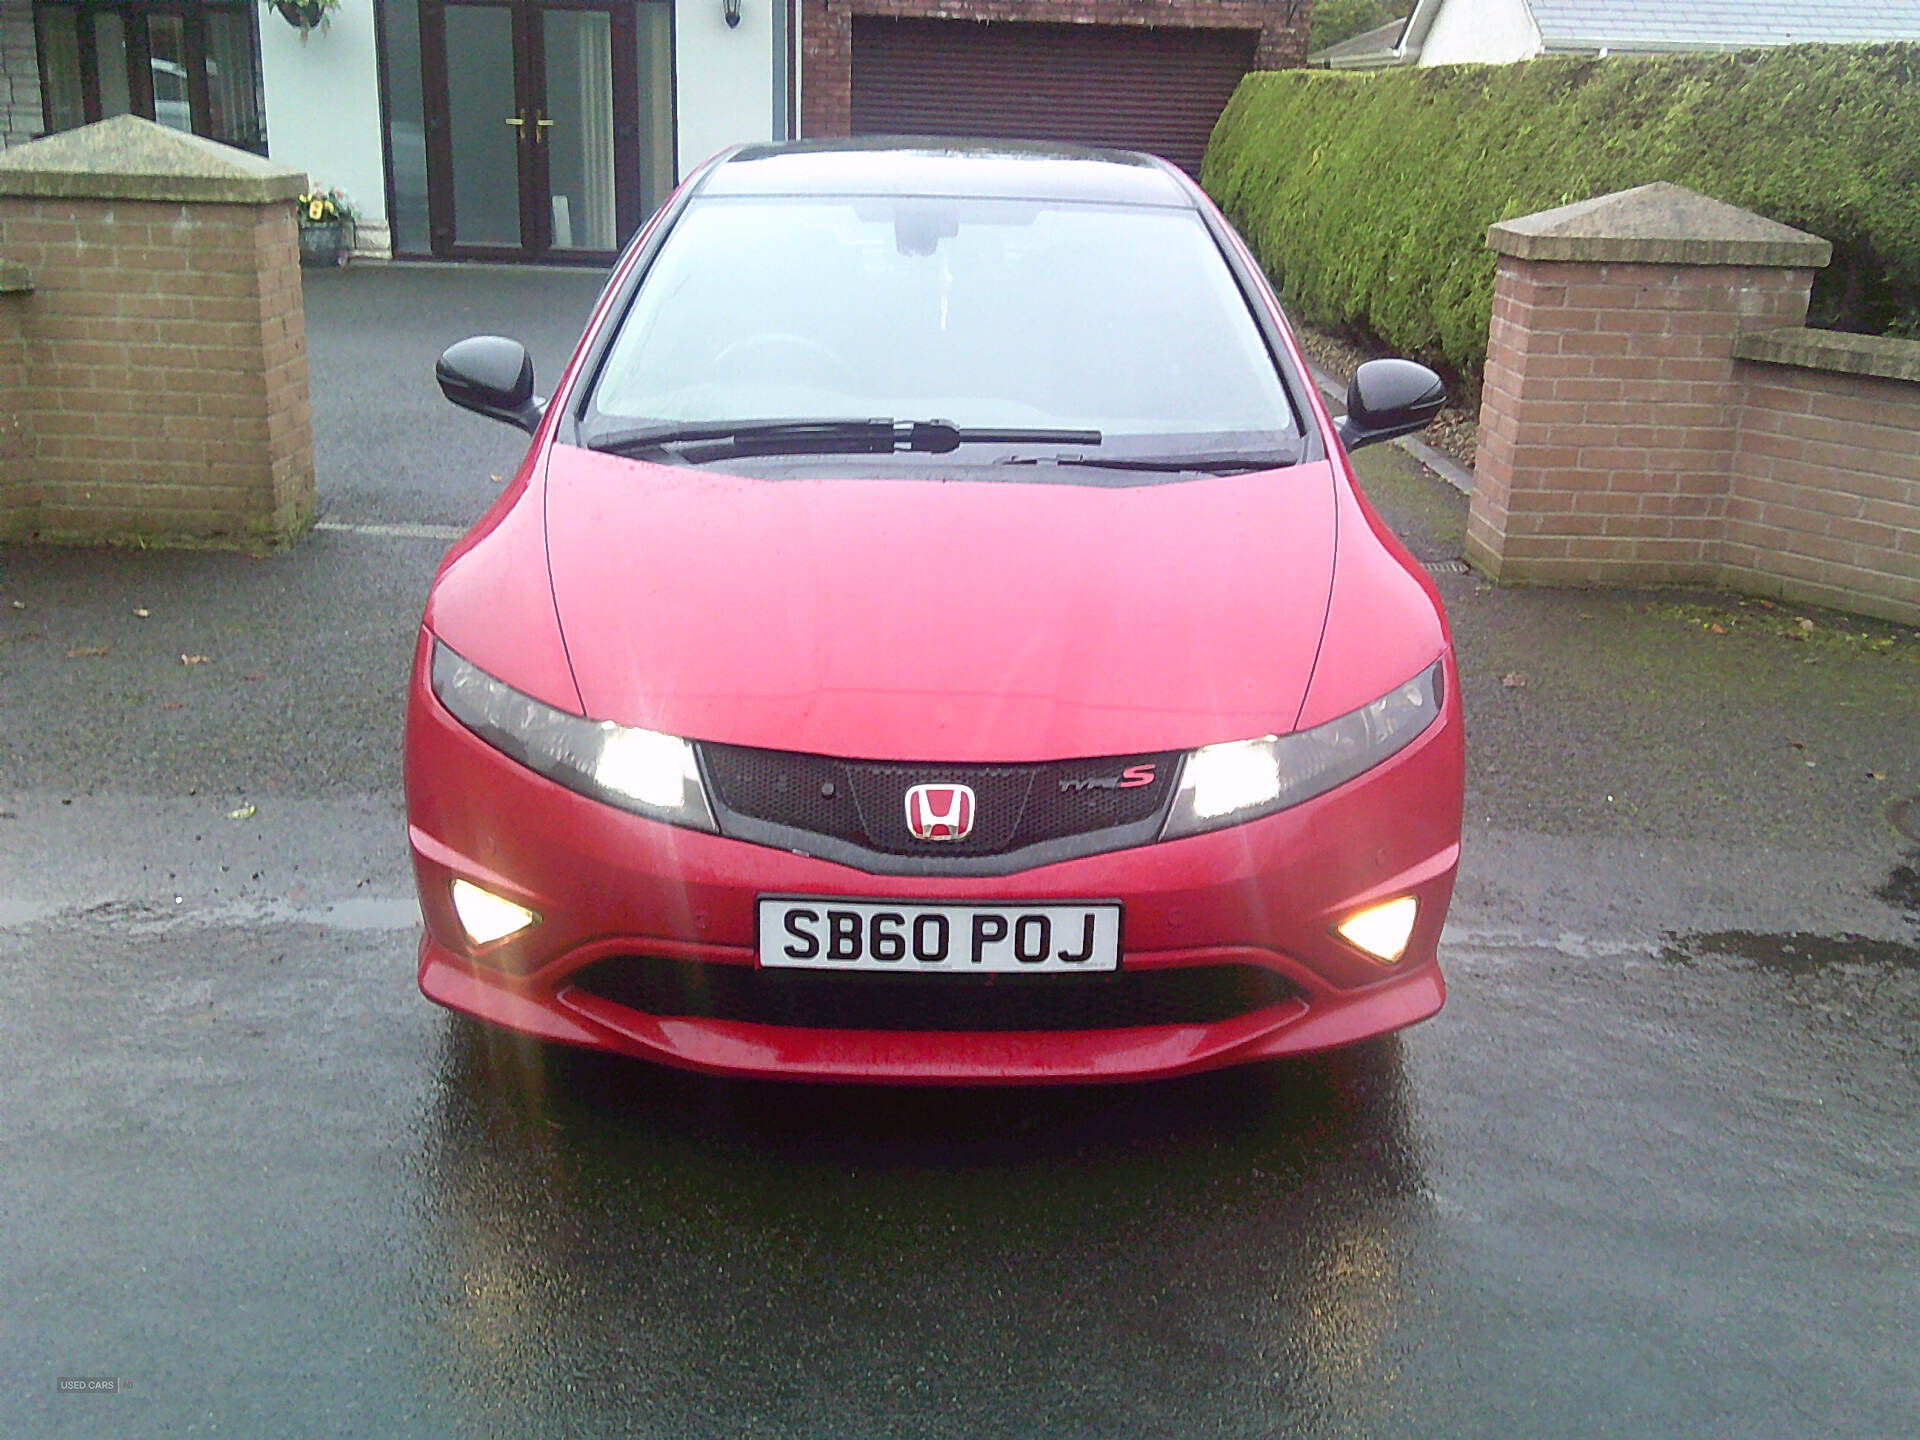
[1309, 17, 1414, 69]
[1527, 0, 1920, 52]
[1394, 0, 1920, 64]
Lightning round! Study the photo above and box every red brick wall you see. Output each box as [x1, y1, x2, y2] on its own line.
[1727, 366, 1920, 622]
[800, 0, 1310, 140]
[0, 195, 314, 545]
[1470, 257, 1816, 586]
[1469, 250, 1920, 626]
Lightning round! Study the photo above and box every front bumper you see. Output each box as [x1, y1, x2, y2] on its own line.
[405, 640, 1464, 1085]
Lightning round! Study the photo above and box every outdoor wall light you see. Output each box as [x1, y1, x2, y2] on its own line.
[724, 0, 741, 27]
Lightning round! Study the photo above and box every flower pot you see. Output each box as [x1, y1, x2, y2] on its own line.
[298, 221, 351, 268]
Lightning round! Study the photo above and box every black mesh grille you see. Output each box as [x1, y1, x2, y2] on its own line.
[700, 743, 1178, 860]
[567, 956, 1297, 1033]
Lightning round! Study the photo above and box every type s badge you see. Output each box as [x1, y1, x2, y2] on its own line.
[1059, 764, 1157, 793]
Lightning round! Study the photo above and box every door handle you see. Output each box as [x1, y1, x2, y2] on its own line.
[533, 115, 554, 145]
[504, 115, 525, 129]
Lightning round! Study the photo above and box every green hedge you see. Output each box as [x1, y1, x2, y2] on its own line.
[1201, 45, 1920, 394]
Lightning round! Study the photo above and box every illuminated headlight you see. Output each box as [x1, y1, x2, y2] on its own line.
[429, 641, 716, 831]
[1161, 661, 1444, 839]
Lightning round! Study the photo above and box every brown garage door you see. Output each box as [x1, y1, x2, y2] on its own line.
[850, 18, 1260, 176]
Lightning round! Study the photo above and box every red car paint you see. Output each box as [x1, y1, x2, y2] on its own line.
[406, 142, 1465, 1084]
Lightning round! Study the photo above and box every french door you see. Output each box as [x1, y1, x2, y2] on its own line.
[419, 0, 650, 262]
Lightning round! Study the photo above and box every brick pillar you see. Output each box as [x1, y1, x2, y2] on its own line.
[1467, 183, 1831, 586]
[0, 115, 314, 547]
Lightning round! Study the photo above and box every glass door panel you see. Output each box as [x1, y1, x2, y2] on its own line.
[35, 8, 87, 133]
[443, 5, 523, 249]
[379, 0, 431, 254]
[542, 8, 616, 253]
[204, 13, 264, 150]
[92, 13, 132, 117]
[415, 0, 663, 260]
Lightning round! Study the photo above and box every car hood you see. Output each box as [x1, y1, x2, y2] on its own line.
[543, 447, 1338, 762]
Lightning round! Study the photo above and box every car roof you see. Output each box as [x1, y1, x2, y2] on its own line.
[703, 138, 1199, 208]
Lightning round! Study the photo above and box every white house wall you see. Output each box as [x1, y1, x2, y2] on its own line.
[675, 0, 781, 175]
[259, 1, 389, 250]
[1419, 0, 1542, 65]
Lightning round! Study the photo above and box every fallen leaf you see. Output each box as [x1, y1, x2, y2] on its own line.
[489, 474, 504, 485]
[132, 608, 150, 619]
[1500, 673, 1528, 689]
[241, 673, 263, 682]
[1787, 740, 1806, 750]
[180, 654, 211, 666]
[1868, 772, 1886, 781]
[160, 702, 183, 711]
[1706, 622, 1726, 634]
[67, 644, 109, 658]
[1796, 618, 1816, 634]
[227, 804, 256, 821]
[8, 600, 23, 610]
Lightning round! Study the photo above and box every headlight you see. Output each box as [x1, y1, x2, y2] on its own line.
[429, 641, 716, 831]
[1161, 661, 1444, 839]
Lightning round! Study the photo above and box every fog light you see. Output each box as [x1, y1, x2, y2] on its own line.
[451, 878, 537, 947]
[1337, 896, 1417, 963]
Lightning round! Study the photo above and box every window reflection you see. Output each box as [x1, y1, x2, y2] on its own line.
[147, 13, 190, 133]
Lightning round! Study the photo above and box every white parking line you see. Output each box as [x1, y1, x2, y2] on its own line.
[314, 519, 466, 541]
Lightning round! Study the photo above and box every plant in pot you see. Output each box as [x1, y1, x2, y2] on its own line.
[265, 0, 340, 35]
[296, 187, 357, 268]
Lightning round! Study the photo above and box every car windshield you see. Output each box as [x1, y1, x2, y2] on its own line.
[585, 193, 1301, 462]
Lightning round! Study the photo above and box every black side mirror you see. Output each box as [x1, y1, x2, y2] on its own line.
[436, 335, 545, 433]
[1336, 359, 1446, 453]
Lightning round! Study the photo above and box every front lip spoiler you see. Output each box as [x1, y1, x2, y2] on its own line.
[417, 939, 1444, 1086]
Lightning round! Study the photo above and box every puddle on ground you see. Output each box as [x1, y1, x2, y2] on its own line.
[1875, 863, 1920, 919]
[1660, 930, 1920, 975]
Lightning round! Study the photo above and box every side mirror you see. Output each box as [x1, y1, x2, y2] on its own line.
[1336, 359, 1445, 453]
[436, 335, 545, 433]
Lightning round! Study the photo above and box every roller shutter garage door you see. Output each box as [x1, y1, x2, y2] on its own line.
[850, 18, 1260, 176]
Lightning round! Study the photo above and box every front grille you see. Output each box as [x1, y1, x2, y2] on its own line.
[566, 956, 1297, 1033]
[699, 742, 1180, 872]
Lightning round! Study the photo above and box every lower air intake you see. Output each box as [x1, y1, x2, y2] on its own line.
[567, 956, 1297, 1033]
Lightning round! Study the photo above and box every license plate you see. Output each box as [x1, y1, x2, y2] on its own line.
[759, 898, 1121, 974]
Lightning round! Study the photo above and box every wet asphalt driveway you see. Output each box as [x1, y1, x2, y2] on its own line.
[2, 267, 1917, 1438]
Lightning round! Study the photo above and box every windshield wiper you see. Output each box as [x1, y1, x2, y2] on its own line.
[584, 417, 1102, 461]
[998, 447, 1300, 475]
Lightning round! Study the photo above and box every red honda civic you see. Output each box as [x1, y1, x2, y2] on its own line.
[406, 140, 1462, 1084]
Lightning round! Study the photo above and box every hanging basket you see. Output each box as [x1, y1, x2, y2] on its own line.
[271, 0, 331, 33]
